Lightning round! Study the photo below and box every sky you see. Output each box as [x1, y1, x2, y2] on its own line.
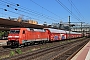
[0, 0, 90, 25]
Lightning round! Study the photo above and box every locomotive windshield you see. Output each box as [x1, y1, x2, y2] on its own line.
[10, 30, 20, 34]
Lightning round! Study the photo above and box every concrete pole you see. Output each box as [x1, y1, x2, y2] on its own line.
[69, 16, 70, 39]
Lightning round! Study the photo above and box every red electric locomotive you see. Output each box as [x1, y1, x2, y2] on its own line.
[7, 28, 49, 46]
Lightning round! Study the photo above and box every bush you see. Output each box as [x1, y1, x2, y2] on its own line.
[15, 48, 22, 54]
[10, 51, 15, 56]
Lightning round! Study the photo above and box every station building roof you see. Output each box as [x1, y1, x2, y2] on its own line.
[0, 18, 48, 29]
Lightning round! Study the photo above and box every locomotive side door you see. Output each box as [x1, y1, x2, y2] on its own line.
[22, 30, 26, 41]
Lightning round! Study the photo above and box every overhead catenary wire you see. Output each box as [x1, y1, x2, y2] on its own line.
[0, 0, 52, 21]
[68, 0, 85, 20]
[30, 0, 62, 19]
[30, 0, 70, 22]
[55, 0, 82, 22]
[0, 0, 60, 23]
[0, 0, 50, 22]
[18, 0, 65, 21]
[0, 7, 45, 23]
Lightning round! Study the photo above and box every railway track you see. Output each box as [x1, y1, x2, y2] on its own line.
[53, 38, 89, 60]
[0, 38, 82, 59]
[1, 37, 89, 60]
[0, 39, 67, 59]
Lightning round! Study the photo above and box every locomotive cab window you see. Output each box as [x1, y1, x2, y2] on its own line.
[23, 30, 25, 34]
[10, 30, 20, 34]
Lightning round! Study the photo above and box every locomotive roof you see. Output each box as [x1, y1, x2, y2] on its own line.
[26, 28, 45, 32]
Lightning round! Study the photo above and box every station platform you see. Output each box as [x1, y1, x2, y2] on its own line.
[0, 40, 7, 46]
[71, 41, 90, 60]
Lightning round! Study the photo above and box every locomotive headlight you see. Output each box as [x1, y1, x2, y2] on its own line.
[8, 36, 19, 38]
[14, 36, 19, 38]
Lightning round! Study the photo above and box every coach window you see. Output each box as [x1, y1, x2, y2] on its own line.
[23, 30, 25, 34]
[44, 29, 46, 32]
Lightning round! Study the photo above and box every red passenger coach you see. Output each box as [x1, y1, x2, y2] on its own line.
[7, 28, 49, 46]
[44, 28, 67, 41]
[44, 28, 82, 41]
[65, 31, 82, 39]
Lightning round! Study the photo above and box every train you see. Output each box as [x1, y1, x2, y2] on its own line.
[7, 28, 82, 47]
